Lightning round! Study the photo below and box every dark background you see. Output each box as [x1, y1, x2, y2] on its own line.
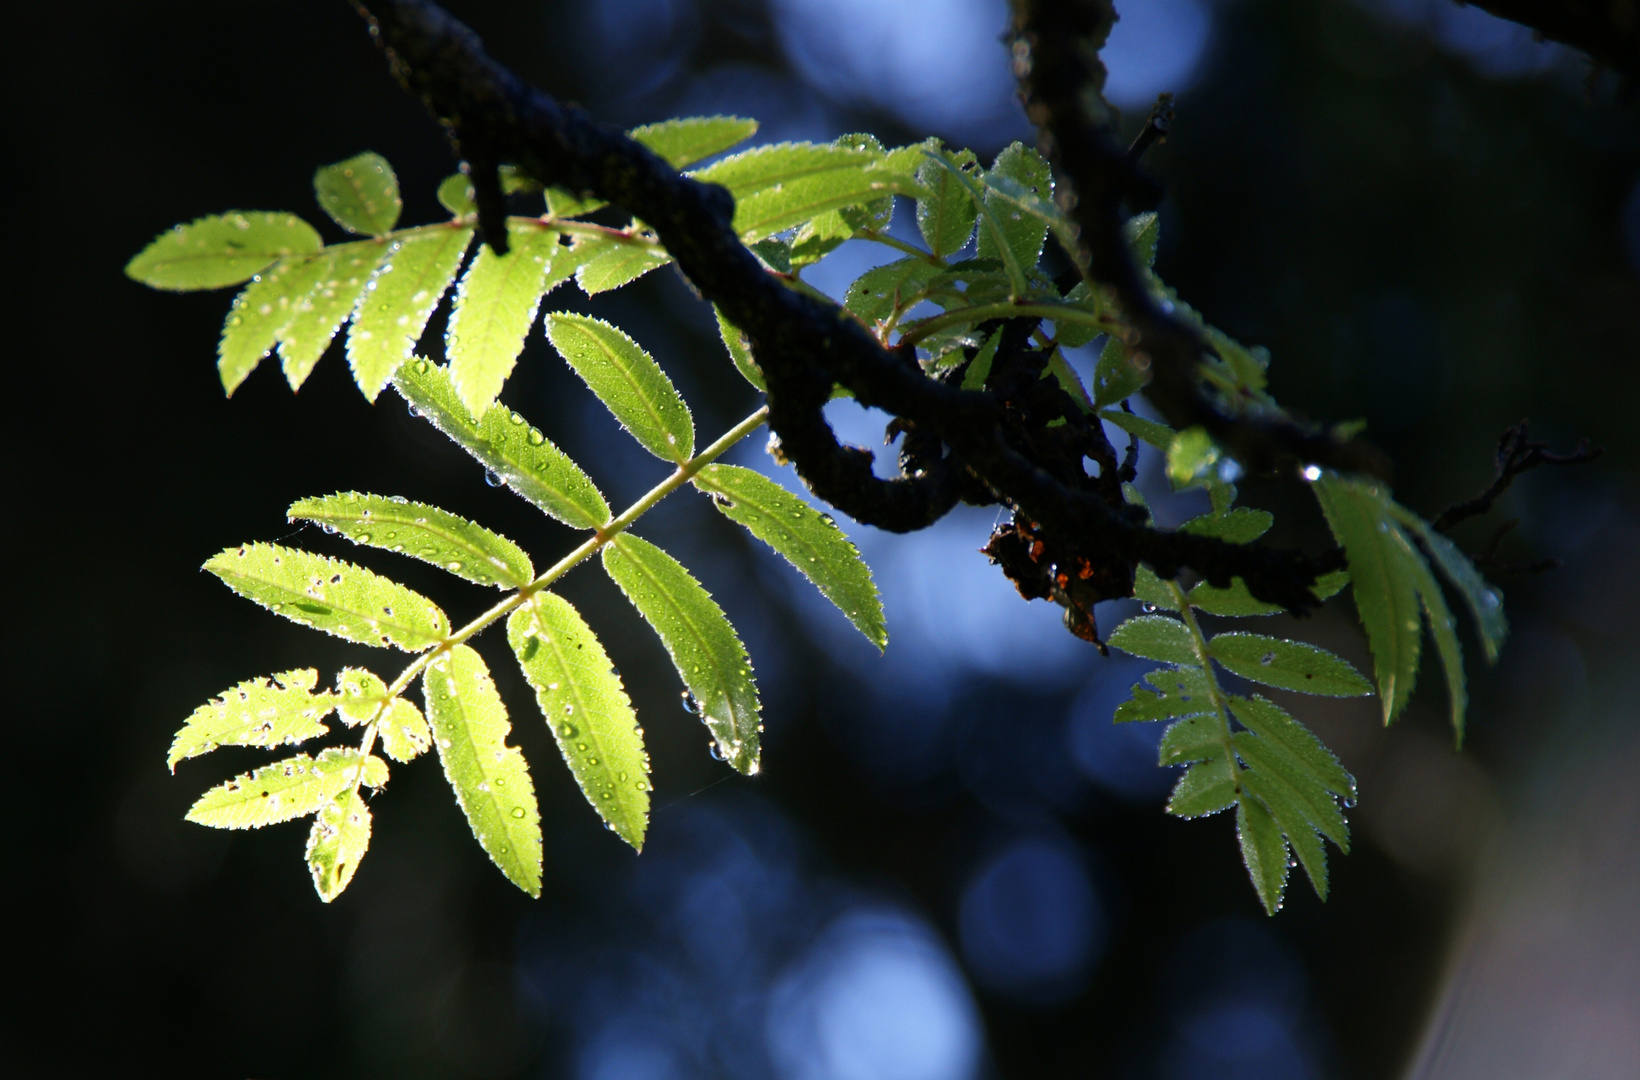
[8, 1, 1639, 1077]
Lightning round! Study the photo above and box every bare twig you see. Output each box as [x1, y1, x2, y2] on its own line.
[1433, 420, 1602, 532]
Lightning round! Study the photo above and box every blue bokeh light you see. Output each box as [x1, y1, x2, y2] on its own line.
[1065, 658, 1175, 802]
[1102, 0, 1214, 108]
[957, 837, 1104, 1003]
[767, 910, 984, 1080]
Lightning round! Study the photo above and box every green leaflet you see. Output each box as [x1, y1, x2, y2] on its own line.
[1167, 427, 1221, 489]
[1229, 694, 1355, 797]
[1091, 338, 1146, 409]
[313, 152, 402, 237]
[601, 534, 762, 774]
[976, 142, 1053, 275]
[570, 234, 674, 295]
[508, 593, 650, 849]
[126, 211, 322, 291]
[169, 668, 335, 770]
[1180, 507, 1275, 544]
[1236, 798, 1290, 913]
[920, 152, 1028, 297]
[915, 147, 979, 258]
[1127, 211, 1160, 268]
[1402, 529, 1470, 742]
[335, 665, 431, 760]
[1390, 504, 1507, 662]
[844, 258, 941, 325]
[203, 542, 449, 651]
[1115, 667, 1214, 724]
[348, 223, 475, 400]
[1099, 408, 1174, 449]
[289, 492, 534, 589]
[976, 168, 1078, 258]
[1107, 615, 1197, 666]
[446, 221, 563, 415]
[789, 211, 855, 269]
[1311, 475, 1422, 722]
[692, 463, 886, 650]
[631, 115, 759, 168]
[1169, 756, 1238, 818]
[545, 313, 695, 462]
[1207, 632, 1373, 697]
[1186, 571, 1349, 618]
[306, 789, 372, 901]
[715, 307, 766, 391]
[393, 359, 610, 529]
[691, 141, 920, 241]
[438, 174, 476, 216]
[960, 330, 1002, 390]
[278, 241, 387, 390]
[218, 256, 322, 395]
[423, 644, 543, 895]
[186, 748, 388, 830]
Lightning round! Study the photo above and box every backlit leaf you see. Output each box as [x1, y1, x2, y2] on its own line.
[1236, 796, 1289, 915]
[715, 306, 765, 391]
[169, 668, 335, 770]
[1108, 614, 1198, 666]
[545, 313, 694, 462]
[393, 359, 610, 529]
[1179, 507, 1274, 544]
[335, 667, 389, 726]
[1116, 667, 1214, 724]
[347, 223, 474, 399]
[313, 152, 402, 237]
[447, 222, 562, 416]
[423, 644, 542, 895]
[186, 748, 387, 830]
[632, 115, 758, 168]
[844, 257, 941, 325]
[692, 141, 920, 242]
[976, 142, 1052, 273]
[277, 240, 387, 390]
[1207, 632, 1373, 697]
[306, 790, 372, 901]
[509, 593, 650, 849]
[204, 542, 449, 651]
[217, 256, 321, 394]
[290, 492, 534, 589]
[379, 699, 432, 763]
[1169, 756, 1237, 818]
[1391, 505, 1507, 663]
[126, 212, 322, 291]
[1312, 475, 1423, 721]
[602, 534, 762, 774]
[570, 234, 674, 295]
[437, 174, 476, 215]
[1091, 337, 1146, 409]
[1186, 570, 1349, 618]
[915, 146, 979, 258]
[1099, 408, 1174, 448]
[693, 463, 886, 650]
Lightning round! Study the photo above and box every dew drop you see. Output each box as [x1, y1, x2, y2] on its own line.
[484, 470, 504, 488]
[680, 692, 699, 716]
[510, 806, 526, 819]
[526, 428, 546, 446]
[708, 741, 726, 761]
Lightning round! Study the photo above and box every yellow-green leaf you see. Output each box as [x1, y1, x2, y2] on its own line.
[289, 491, 534, 589]
[306, 790, 372, 901]
[1207, 632, 1373, 697]
[602, 535, 762, 774]
[422, 644, 542, 896]
[277, 240, 388, 390]
[447, 222, 563, 416]
[203, 543, 449, 651]
[314, 152, 402, 237]
[545, 313, 694, 462]
[631, 115, 758, 168]
[126, 211, 322, 291]
[186, 749, 387, 830]
[168, 668, 335, 770]
[347, 223, 474, 400]
[509, 593, 650, 850]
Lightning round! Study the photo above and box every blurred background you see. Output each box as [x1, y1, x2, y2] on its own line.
[8, 0, 1640, 1076]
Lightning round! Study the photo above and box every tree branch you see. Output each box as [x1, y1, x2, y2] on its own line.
[348, 0, 1340, 612]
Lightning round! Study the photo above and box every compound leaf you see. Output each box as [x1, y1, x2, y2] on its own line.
[1312, 475, 1424, 722]
[348, 223, 474, 400]
[508, 593, 650, 850]
[447, 222, 563, 416]
[569, 234, 673, 295]
[1108, 615, 1198, 666]
[126, 212, 322, 291]
[422, 644, 542, 896]
[305, 790, 372, 901]
[1207, 632, 1373, 697]
[393, 359, 610, 529]
[277, 240, 386, 390]
[631, 115, 758, 168]
[692, 463, 886, 650]
[204, 542, 449, 651]
[169, 668, 335, 770]
[289, 492, 534, 589]
[545, 313, 694, 462]
[313, 152, 402, 237]
[186, 748, 387, 830]
[602, 534, 761, 774]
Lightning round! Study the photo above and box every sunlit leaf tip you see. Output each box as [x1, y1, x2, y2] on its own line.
[314, 152, 402, 237]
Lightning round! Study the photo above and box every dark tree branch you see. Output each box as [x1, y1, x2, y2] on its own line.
[1007, 0, 1391, 481]
[1459, 0, 1640, 83]
[348, 0, 1343, 613]
[1433, 420, 1603, 532]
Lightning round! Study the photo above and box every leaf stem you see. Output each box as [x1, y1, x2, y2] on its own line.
[1167, 579, 1242, 787]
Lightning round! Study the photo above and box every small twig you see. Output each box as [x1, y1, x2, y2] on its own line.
[1432, 420, 1602, 532]
[1125, 93, 1174, 167]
